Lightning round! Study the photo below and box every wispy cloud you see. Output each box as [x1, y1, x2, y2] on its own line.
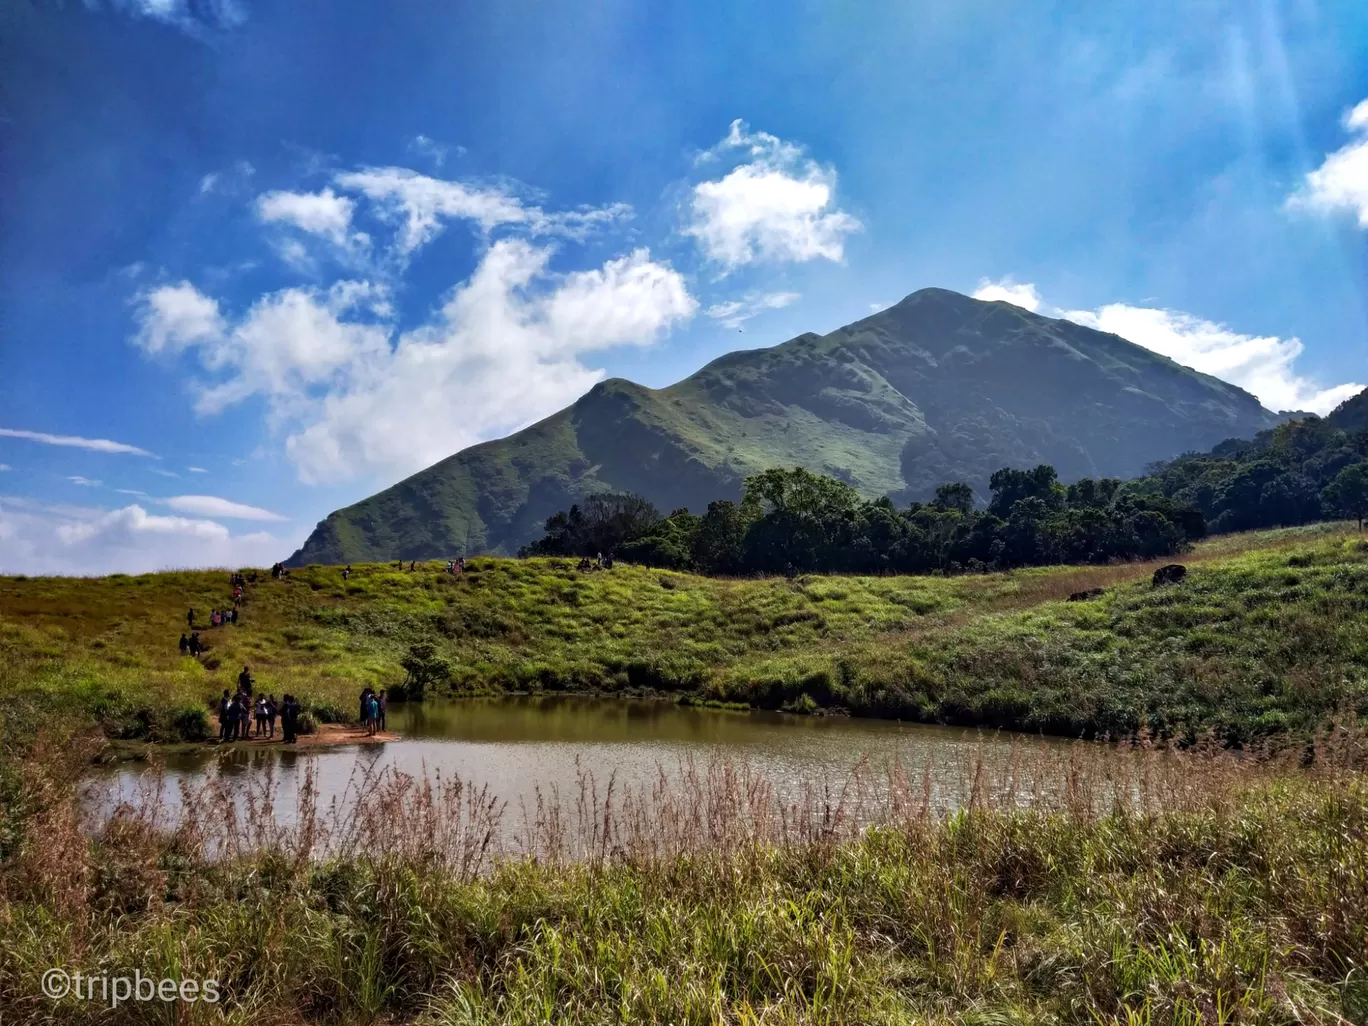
[162, 495, 286, 521]
[705, 291, 801, 329]
[89, 0, 248, 36]
[0, 427, 154, 457]
[68, 476, 102, 487]
[0, 464, 9, 472]
[187, 466, 208, 473]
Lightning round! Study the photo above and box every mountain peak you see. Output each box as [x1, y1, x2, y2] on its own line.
[287, 293, 1281, 565]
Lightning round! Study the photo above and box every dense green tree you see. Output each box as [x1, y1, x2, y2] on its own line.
[1322, 462, 1368, 529]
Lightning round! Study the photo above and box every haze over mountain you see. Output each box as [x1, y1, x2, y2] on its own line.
[287, 287, 1284, 565]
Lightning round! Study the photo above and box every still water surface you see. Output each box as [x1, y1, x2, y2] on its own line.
[98, 696, 1070, 843]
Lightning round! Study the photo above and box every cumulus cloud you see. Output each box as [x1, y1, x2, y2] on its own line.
[685, 120, 861, 270]
[0, 427, 154, 457]
[705, 291, 801, 329]
[134, 240, 696, 484]
[256, 188, 358, 246]
[971, 278, 1043, 312]
[133, 282, 226, 355]
[162, 495, 286, 521]
[1288, 97, 1368, 226]
[0, 499, 288, 576]
[969, 279, 1359, 415]
[91, 0, 247, 35]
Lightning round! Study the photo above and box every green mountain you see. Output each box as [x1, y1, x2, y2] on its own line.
[287, 287, 1282, 564]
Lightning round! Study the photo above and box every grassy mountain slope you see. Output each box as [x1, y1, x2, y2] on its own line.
[289, 287, 1280, 564]
[5, 523, 1365, 745]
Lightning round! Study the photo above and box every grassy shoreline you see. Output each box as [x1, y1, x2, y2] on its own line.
[2, 521, 1367, 749]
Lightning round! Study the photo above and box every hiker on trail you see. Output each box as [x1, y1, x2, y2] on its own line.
[343, 566, 351, 581]
[377, 689, 388, 732]
[179, 634, 189, 656]
[210, 610, 220, 628]
[281, 694, 299, 744]
[265, 695, 278, 738]
[457, 557, 465, 573]
[187, 608, 195, 628]
[218, 690, 232, 741]
[189, 632, 202, 656]
[230, 607, 239, 626]
[238, 665, 254, 696]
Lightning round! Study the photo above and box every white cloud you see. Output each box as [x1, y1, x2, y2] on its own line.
[162, 495, 286, 521]
[704, 290, 801, 329]
[1288, 97, 1368, 227]
[116, 488, 149, 497]
[188, 466, 207, 473]
[0, 499, 288, 576]
[1062, 302, 1361, 415]
[968, 279, 1359, 415]
[150, 468, 180, 478]
[256, 188, 358, 246]
[68, 476, 101, 487]
[0, 427, 154, 457]
[134, 282, 226, 355]
[133, 240, 695, 484]
[408, 135, 451, 167]
[332, 167, 629, 257]
[869, 302, 888, 313]
[685, 120, 861, 270]
[972, 278, 1043, 312]
[0, 465, 9, 472]
[89, 0, 246, 38]
[199, 173, 219, 194]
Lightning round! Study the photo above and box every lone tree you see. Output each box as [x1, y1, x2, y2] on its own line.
[398, 642, 451, 701]
[1321, 462, 1368, 530]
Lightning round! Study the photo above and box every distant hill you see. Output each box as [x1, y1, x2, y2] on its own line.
[287, 287, 1282, 565]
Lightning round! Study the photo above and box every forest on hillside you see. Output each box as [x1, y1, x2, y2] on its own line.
[522, 413, 1368, 576]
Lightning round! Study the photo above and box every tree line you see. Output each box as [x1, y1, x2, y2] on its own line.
[520, 465, 1207, 576]
[522, 405, 1368, 576]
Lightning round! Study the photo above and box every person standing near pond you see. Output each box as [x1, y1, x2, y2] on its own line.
[265, 695, 278, 738]
[238, 665, 253, 696]
[366, 690, 380, 736]
[358, 687, 372, 728]
[280, 694, 299, 744]
[218, 690, 232, 741]
[377, 689, 387, 732]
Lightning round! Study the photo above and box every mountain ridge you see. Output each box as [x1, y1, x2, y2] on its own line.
[287, 287, 1282, 565]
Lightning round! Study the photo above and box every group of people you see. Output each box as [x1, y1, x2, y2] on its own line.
[217, 666, 305, 743]
[358, 687, 388, 736]
[270, 562, 290, 580]
[444, 557, 465, 575]
[178, 632, 204, 656]
[577, 552, 614, 572]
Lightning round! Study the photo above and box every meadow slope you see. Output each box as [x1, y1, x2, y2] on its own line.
[3, 522, 1367, 746]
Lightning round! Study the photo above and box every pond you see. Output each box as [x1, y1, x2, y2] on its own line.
[94, 696, 1083, 857]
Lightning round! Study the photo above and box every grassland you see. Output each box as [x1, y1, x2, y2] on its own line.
[1, 729, 1365, 1024]
[2, 521, 1367, 747]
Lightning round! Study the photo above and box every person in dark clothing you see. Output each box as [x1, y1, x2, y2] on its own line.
[265, 695, 278, 738]
[377, 689, 388, 732]
[281, 694, 300, 744]
[187, 608, 195, 628]
[179, 634, 190, 655]
[218, 690, 232, 741]
[409, 561, 415, 571]
[358, 687, 373, 728]
[189, 632, 202, 656]
[238, 666, 253, 696]
[233, 693, 250, 740]
[230, 607, 239, 625]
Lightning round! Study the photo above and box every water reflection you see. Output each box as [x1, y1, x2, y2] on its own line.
[93, 696, 1072, 852]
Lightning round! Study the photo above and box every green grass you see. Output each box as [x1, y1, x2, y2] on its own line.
[0, 739, 1364, 1024]
[2, 522, 1366, 745]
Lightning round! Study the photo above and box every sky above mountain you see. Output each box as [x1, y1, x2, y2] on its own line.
[3, 0, 1368, 574]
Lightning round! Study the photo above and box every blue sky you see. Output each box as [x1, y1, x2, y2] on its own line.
[3, 0, 1368, 573]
